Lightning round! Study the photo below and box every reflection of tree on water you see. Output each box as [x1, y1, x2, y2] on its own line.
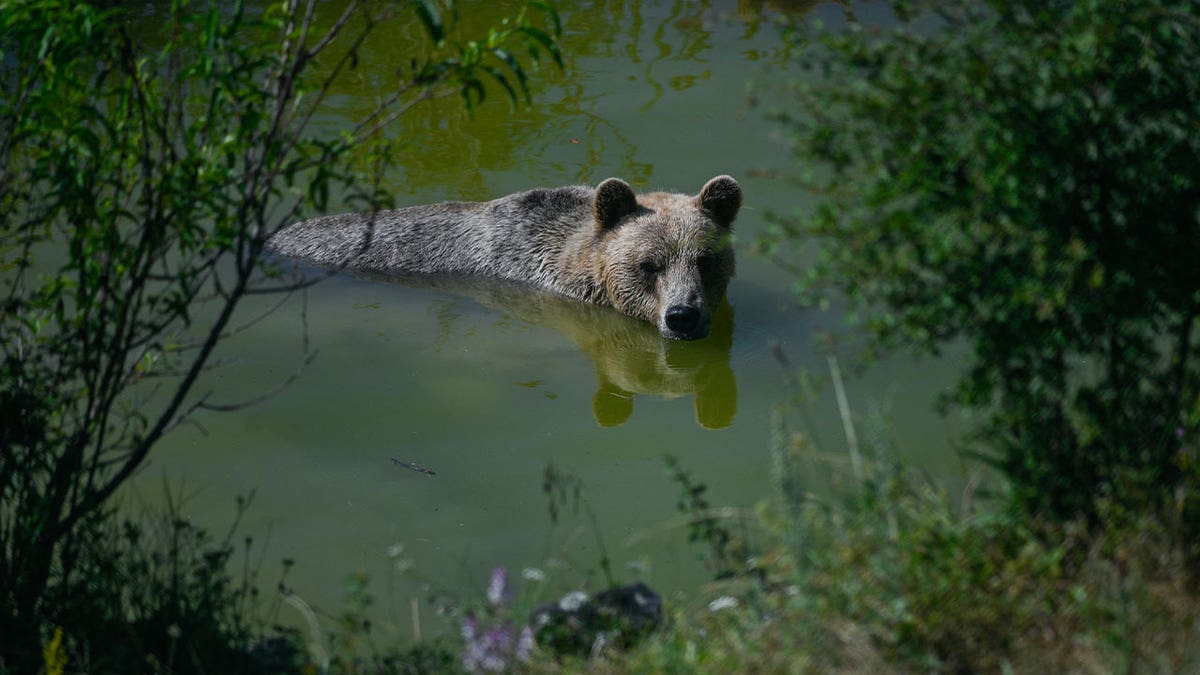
[297, 0, 811, 199]
[399, 275, 738, 429]
[734, 0, 823, 39]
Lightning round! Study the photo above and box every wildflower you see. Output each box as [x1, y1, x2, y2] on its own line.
[43, 627, 67, 675]
[460, 569, 536, 672]
[625, 559, 649, 573]
[558, 590, 589, 612]
[707, 595, 739, 612]
[487, 567, 508, 606]
[522, 566, 546, 582]
[461, 616, 478, 643]
[461, 617, 535, 672]
[516, 625, 535, 661]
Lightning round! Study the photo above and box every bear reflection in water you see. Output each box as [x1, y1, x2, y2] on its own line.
[403, 276, 737, 430]
[581, 301, 735, 430]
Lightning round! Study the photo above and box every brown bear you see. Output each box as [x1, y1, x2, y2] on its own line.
[266, 176, 741, 340]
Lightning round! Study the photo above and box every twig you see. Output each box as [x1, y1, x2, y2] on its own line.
[196, 350, 318, 412]
[390, 459, 436, 476]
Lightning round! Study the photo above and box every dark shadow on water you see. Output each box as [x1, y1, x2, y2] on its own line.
[371, 273, 738, 430]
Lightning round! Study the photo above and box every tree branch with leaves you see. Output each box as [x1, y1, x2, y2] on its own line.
[0, 0, 561, 667]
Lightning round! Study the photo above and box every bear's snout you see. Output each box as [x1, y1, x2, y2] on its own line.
[663, 304, 709, 341]
[665, 305, 701, 334]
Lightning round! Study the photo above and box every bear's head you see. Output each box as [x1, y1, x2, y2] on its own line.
[591, 175, 741, 341]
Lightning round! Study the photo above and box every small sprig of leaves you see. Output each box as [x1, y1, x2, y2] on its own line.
[413, 0, 563, 110]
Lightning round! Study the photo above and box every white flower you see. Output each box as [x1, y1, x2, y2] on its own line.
[624, 559, 649, 573]
[521, 567, 546, 582]
[707, 595, 739, 612]
[558, 591, 590, 612]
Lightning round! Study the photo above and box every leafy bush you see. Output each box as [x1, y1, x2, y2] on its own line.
[46, 495, 278, 674]
[0, 0, 559, 670]
[766, 0, 1200, 521]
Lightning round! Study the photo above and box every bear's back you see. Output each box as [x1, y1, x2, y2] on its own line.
[267, 185, 596, 281]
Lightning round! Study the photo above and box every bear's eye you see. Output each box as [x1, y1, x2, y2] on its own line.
[640, 260, 661, 278]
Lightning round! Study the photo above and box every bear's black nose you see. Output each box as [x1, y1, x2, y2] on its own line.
[665, 305, 701, 335]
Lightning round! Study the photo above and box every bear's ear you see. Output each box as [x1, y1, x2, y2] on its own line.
[594, 178, 639, 230]
[697, 175, 742, 227]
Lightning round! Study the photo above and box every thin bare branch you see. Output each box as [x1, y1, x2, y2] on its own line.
[196, 350, 318, 413]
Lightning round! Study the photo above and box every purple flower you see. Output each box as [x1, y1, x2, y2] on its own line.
[460, 568, 536, 672]
[461, 616, 478, 642]
[461, 617, 535, 672]
[487, 567, 508, 607]
[516, 625, 535, 662]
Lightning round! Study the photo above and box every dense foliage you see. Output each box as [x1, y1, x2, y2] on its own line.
[0, 0, 559, 671]
[767, 0, 1200, 521]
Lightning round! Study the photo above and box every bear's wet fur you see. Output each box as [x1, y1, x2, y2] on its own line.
[267, 176, 741, 340]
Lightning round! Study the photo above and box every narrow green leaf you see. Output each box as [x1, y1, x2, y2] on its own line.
[37, 25, 56, 62]
[414, 0, 443, 44]
[480, 64, 518, 106]
[229, 0, 245, 36]
[526, 1, 562, 38]
[491, 47, 529, 103]
[205, 7, 218, 47]
[461, 78, 485, 110]
[517, 25, 562, 68]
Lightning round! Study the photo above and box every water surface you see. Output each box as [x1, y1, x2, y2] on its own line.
[134, 0, 968, 639]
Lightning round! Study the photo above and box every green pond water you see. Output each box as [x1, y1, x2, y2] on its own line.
[130, 0, 971, 640]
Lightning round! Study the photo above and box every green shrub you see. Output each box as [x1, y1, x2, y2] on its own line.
[0, 1, 559, 670]
[766, 0, 1200, 521]
[47, 495, 279, 674]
